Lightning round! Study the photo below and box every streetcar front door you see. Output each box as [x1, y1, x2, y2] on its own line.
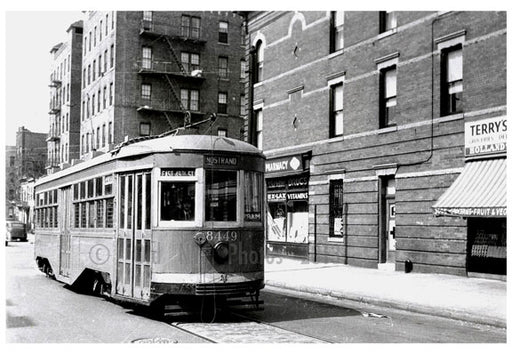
[116, 172, 152, 300]
[59, 186, 72, 277]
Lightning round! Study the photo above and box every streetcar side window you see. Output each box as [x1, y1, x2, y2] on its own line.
[72, 175, 114, 229]
[205, 170, 237, 222]
[160, 182, 195, 221]
[244, 171, 263, 222]
[35, 189, 58, 229]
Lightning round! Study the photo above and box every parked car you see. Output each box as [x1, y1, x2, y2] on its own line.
[6, 221, 27, 245]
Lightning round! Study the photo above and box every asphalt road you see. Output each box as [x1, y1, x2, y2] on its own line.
[5, 237, 506, 343]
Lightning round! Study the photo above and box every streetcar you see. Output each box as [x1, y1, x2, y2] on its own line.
[33, 133, 265, 312]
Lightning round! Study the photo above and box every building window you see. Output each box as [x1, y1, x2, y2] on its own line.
[380, 65, 397, 127]
[110, 44, 114, 68]
[94, 26, 97, 46]
[108, 122, 112, 144]
[219, 21, 228, 43]
[103, 86, 107, 108]
[141, 83, 151, 100]
[105, 14, 109, 35]
[100, 20, 103, 40]
[99, 54, 102, 75]
[109, 82, 113, 105]
[142, 11, 153, 31]
[255, 109, 263, 149]
[330, 11, 344, 52]
[96, 127, 100, 149]
[92, 94, 95, 115]
[83, 69, 86, 88]
[140, 122, 151, 136]
[180, 89, 199, 111]
[254, 40, 264, 84]
[87, 96, 90, 118]
[329, 179, 344, 240]
[181, 52, 199, 74]
[87, 64, 91, 85]
[380, 11, 397, 33]
[98, 89, 101, 111]
[181, 15, 200, 39]
[218, 92, 227, 114]
[102, 124, 106, 147]
[89, 31, 92, 51]
[104, 49, 108, 72]
[330, 83, 344, 137]
[240, 94, 246, 116]
[240, 59, 247, 80]
[142, 46, 152, 70]
[218, 56, 228, 78]
[441, 45, 463, 116]
[217, 128, 227, 137]
[93, 60, 96, 81]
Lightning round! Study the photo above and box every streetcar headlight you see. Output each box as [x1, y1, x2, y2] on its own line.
[213, 242, 229, 263]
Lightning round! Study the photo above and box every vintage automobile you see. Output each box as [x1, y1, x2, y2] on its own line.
[6, 220, 28, 245]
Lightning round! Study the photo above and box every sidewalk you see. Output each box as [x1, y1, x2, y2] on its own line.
[264, 257, 507, 328]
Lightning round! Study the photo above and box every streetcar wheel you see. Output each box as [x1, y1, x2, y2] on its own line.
[45, 262, 55, 279]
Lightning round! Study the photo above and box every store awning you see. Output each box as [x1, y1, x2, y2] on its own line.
[432, 158, 506, 218]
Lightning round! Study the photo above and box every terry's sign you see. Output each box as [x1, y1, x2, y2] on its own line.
[465, 116, 507, 158]
[265, 155, 303, 174]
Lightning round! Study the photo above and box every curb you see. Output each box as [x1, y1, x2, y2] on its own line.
[264, 281, 506, 329]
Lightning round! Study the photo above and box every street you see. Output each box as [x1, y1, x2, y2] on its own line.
[6, 237, 506, 343]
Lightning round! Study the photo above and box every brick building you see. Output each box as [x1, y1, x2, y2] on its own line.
[243, 11, 506, 277]
[47, 20, 83, 173]
[79, 11, 246, 160]
[14, 127, 47, 222]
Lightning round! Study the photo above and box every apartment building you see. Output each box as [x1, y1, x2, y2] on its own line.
[79, 11, 246, 159]
[47, 20, 83, 173]
[243, 11, 506, 277]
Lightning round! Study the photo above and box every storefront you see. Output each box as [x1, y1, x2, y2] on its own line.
[265, 152, 310, 258]
[433, 116, 507, 277]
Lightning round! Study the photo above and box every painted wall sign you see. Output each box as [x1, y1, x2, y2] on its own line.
[265, 155, 303, 174]
[160, 169, 195, 177]
[465, 116, 507, 157]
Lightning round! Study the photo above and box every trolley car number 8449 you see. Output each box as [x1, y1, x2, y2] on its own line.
[198, 230, 238, 242]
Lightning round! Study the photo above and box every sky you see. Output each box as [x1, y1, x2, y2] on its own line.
[4, 11, 83, 146]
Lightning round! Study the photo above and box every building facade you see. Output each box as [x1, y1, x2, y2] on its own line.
[47, 21, 83, 173]
[14, 127, 47, 223]
[5, 145, 17, 220]
[243, 11, 506, 277]
[79, 11, 246, 160]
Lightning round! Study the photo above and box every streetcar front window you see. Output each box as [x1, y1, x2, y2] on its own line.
[160, 182, 195, 221]
[205, 170, 237, 222]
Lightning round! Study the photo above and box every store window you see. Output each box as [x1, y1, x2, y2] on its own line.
[160, 181, 195, 221]
[329, 180, 344, 240]
[205, 170, 237, 222]
[267, 175, 309, 243]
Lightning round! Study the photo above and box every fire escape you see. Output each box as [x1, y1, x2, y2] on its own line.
[137, 18, 206, 131]
[47, 74, 62, 169]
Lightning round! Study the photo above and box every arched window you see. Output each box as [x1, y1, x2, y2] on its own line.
[254, 40, 264, 84]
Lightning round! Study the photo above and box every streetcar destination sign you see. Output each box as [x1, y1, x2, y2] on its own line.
[204, 155, 239, 167]
[160, 169, 195, 177]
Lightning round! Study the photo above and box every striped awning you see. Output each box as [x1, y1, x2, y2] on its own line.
[432, 158, 506, 218]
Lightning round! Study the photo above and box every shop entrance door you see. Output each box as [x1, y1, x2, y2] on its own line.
[379, 177, 396, 267]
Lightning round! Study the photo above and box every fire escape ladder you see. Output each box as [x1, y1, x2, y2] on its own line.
[163, 36, 187, 75]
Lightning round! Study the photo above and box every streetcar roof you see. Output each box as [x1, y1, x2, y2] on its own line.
[35, 135, 263, 187]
